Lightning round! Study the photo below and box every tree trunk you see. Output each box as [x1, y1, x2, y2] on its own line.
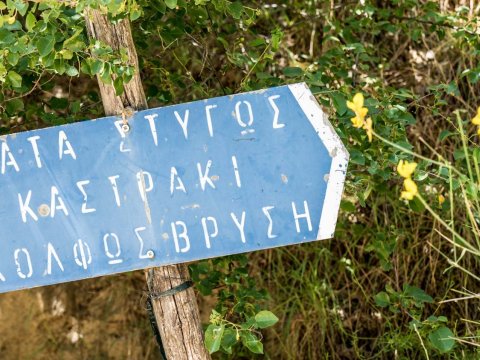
[84, 10, 211, 360]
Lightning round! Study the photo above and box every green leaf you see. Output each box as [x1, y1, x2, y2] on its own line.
[66, 66, 79, 77]
[63, 28, 85, 52]
[374, 292, 390, 307]
[50, 97, 69, 110]
[283, 67, 304, 77]
[6, 51, 19, 66]
[428, 326, 455, 353]
[340, 200, 355, 212]
[255, 311, 278, 329]
[204, 324, 224, 354]
[25, 12, 36, 32]
[227, 2, 243, 19]
[12, 0, 28, 16]
[331, 92, 348, 116]
[349, 149, 365, 166]
[113, 77, 124, 96]
[90, 60, 104, 75]
[165, 0, 177, 9]
[5, 98, 24, 115]
[221, 328, 237, 354]
[36, 35, 55, 57]
[7, 70, 22, 87]
[245, 340, 263, 354]
[130, 7, 142, 21]
[404, 285, 433, 304]
[241, 332, 263, 354]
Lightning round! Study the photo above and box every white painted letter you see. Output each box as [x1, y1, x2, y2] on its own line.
[47, 243, 64, 275]
[230, 211, 246, 243]
[135, 227, 150, 259]
[50, 186, 69, 218]
[18, 191, 38, 223]
[268, 95, 284, 129]
[1, 141, 20, 174]
[292, 200, 312, 233]
[201, 216, 218, 249]
[103, 233, 123, 265]
[136, 171, 153, 202]
[174, 109, 189, 139]
[205, 104, 217, 137]
[235, 101, 254, 127]
[73, 239, 92, 270]
[197, 160, 216, 191]
[113, 121, 131, 152]
[145, 114, 159, 146]
[27, 136, 42, 168]
[170, 167, 187, 195]
[76, 180, 96, 214]
[171, 221, 190, 253]
[262, 206, 277, 238]
[231, 155, 241, 188]
[14, 248, 33, 279]
[108, 175, 121, 207]
[58, 130, 77, 160]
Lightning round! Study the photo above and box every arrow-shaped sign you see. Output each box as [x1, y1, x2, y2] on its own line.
[0, 83, 348, 293]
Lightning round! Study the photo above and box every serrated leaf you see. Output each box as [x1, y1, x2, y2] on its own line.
[7, 70, 21, 87]
[428, 327, 455, 353]
[204, 324, 224, 354]
[255, 311, 278, 329]
[404, 285, 433, 304]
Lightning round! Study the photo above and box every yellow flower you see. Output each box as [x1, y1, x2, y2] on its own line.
[472, 107, 480, 125]
[351, 115, 364, 128]
[401, 178, 418, 200]
[397, 160, 417, 179]
[363, 117, 373, 142]
[438, 194, 445, 205]
[347, 93, 368, 127]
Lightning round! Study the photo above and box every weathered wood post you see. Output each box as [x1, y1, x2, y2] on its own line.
[84, 10, 211, 360]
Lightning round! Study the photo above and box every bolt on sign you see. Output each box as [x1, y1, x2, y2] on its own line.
[0, 83, 349, 293]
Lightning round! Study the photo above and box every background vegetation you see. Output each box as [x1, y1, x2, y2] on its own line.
[0, 0, 480, 358]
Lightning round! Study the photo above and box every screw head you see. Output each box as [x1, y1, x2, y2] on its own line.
[146, 250, 155, 259]
[38, 204, 50, 217]
[121, 123, 131, 133]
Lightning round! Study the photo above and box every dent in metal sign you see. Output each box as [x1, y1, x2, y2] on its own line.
[0, 82, 348, 293]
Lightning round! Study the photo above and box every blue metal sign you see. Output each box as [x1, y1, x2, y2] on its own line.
[0, 83, 348, 293]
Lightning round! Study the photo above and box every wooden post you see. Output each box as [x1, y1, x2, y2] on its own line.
[84, 10, 211, 360]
